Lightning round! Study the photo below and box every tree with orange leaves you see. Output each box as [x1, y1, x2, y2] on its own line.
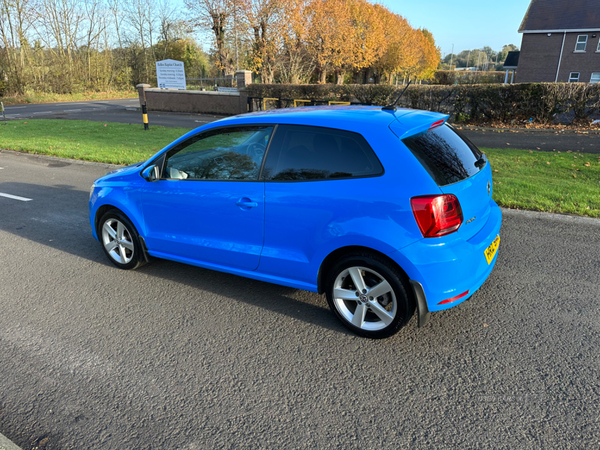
[371, 6, 416, 83]
[344, 0, 386, 83]
[240, 0, 283, 84]
[416, 29, 441, 80]
[305, 0, 354, 83]
[277, 0, 315, 83]
[369, 7, 440, 84]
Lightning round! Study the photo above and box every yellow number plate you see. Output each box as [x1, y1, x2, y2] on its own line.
[484, 234, 500, 265]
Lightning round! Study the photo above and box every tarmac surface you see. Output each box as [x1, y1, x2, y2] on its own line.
[456, 126, 600, 154]
[0, 149, 599, 449]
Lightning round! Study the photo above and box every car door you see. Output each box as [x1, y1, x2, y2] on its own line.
[140, 125, 273, 271]
[259, 124, 385, 285]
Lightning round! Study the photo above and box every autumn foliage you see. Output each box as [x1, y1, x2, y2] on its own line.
[192, 0, 440, 83]
[0, 0, 439, 96]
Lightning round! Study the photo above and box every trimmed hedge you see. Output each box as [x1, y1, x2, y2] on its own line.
[246, 83, 600, 125]
[431, 71, 506, 85]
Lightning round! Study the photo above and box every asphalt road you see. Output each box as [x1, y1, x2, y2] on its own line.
[2, 99, 140, 119]
[0, 150, 599, 449]
[1, 99, 227, 130]
[4, 99, 600, 153]
[457, 126, 600, 154]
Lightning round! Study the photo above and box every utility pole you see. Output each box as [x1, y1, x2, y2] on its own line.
[450, 44, 454, 69]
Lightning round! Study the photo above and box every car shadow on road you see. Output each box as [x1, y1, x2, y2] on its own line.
[135, 258, 352, 335]
[0, 181, 353, 335]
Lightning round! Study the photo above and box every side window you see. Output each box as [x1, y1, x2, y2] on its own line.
[262, 125, 383, 181]
[163, 126, 273, 181]
[569, 72, 580, 83]
[575, 35, 588, 52]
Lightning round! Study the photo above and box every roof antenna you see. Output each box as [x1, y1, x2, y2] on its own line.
[382, 79, 411, 111]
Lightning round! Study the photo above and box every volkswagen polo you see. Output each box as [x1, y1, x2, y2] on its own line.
[89, 106, 501, 338]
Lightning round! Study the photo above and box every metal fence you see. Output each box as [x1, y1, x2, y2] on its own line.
[247, 97, 354, 112]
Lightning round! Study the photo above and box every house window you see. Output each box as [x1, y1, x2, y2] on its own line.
[597, 40, 600, 52]
[591, 73, 600, 83]
[569, 72, 580, 82]
[575, 35, 588, 51]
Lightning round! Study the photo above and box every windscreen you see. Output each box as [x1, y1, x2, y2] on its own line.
[402, 124, 484, 186]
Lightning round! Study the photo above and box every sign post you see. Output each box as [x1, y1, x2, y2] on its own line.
[155, 60, 186, 90]
[1, 102, 5, 125]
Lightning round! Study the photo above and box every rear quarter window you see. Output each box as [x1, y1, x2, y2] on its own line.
[262, 125, 383, 181]
[401, 124, 484, 186]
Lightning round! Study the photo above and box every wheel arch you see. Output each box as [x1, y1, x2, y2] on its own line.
[95, 204, 150, 263]
[94, 203, 143, 236]
[95, 204, 118, 234]
[317, 245, 412, 295]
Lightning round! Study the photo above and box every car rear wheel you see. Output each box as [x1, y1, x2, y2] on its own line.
[98, 211, 146, 270]
[325, 253, 414, 338]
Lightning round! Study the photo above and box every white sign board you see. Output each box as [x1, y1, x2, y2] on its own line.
[156, 59, 186, 90]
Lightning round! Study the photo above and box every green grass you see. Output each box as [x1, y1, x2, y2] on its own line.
[0, 90, 138, 106]
[0, 120, 192, 165]
[1, 119, 599, 218]
[483, 148, 600, 218]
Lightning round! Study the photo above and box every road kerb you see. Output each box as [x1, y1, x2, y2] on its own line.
[0, 433, 22, 450]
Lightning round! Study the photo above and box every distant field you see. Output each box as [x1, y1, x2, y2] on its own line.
[1, 119, 599, 218]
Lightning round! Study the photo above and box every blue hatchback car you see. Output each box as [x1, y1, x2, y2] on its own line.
[89, 106, 501, 338]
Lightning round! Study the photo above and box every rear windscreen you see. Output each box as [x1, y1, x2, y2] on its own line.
[402, 124, 484, 186]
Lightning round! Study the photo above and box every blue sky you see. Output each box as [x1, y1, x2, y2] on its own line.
[379, 0, 530, 55]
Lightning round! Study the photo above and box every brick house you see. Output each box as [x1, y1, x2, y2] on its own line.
[517, 0, 600, 83]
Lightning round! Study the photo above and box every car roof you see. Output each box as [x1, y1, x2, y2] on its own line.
[212, 105, 447, 134]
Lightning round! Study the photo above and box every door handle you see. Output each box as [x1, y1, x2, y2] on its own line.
[236, 198, 258, 209]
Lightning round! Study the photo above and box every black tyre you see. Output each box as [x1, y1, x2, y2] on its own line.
[325, 253, 414, 339]
[97, 210, 146, 270]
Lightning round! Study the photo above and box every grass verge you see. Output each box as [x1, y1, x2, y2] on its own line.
[0, 120, 192, 165]
[0, 119, 598, 218]
[0, 90, 138, 106]
[483, 148, 600, 218]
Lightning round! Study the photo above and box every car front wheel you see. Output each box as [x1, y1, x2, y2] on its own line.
[98, 211, 146, 270]
[325, 254, 414, 338]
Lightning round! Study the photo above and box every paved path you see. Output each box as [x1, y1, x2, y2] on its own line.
[459, 126, 600, 154]
[0, 150, 599, 449]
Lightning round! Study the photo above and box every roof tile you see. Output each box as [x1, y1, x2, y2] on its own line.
[519, 0, 600, 32]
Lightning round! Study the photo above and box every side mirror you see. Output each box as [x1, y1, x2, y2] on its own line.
[142, 164, 159, 181]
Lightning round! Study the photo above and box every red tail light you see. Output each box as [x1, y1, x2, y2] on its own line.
[411, 194, 463, 238]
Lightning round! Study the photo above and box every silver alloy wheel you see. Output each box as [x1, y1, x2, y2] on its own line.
[332, 266, 397, 331]
[101, 218, 135, 265]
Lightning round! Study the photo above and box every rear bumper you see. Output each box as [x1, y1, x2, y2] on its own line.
[393, 201, 502, 314]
